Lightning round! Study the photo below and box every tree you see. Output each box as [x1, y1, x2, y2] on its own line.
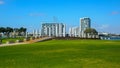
[14, 28, 19, 32]
[19, 27, 26, 32]
[0, 27, 6, 33]
[0, 27, 27, 38]
[5, 27, 13, 37]
[12, 28, 19, 38]
[19, 27, 27, 36]
[6, 27, 13, 32]
[84, 28, 98, 34]
[84, 28, 98, 38]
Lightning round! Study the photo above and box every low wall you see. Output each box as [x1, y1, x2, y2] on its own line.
[53, 37, 100, 40]
[38, 37, 53, 42]
[6, 41, 15, 44]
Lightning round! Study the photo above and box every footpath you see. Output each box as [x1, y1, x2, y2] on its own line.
[0, 42, 27, 47]
[0, 37, 52, 47]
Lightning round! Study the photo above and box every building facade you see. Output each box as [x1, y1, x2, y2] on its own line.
[80, 17, 91, 37]
[69, 27, 79, 37]
[41, 23, 66, 37]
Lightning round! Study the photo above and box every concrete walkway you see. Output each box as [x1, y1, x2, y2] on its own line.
[0, 42, 27, 47]
[0, 37, 52, 47]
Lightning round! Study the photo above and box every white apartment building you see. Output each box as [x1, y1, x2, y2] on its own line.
[41, 23, 66, 37]
[69, 27, 79, 37]
[69, 17, 91, 37]
[80, 17, 91, 37]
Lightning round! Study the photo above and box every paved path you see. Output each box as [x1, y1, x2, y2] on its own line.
[0, 37, 52, 47]
[0, 42, 27, 47]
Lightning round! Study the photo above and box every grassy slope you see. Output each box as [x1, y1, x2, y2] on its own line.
[0, 40, 120, 68]
[2, 38, 24, 43]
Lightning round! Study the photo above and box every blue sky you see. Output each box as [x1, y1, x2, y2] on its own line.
[0, 0, 120, 34]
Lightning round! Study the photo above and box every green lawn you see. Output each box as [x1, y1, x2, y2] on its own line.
[0, 40, 120, 68]
[2, 38, 24, 43]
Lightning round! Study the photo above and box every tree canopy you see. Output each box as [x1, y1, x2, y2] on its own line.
[0, 27, 27, 33]
[84, 28, 98, 35]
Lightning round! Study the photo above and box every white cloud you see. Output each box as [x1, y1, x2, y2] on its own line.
[0, 0, 4, 5]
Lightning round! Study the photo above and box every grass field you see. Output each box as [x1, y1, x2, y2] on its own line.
[2, 37, 24, 43]
[0, 40, 120, 68]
